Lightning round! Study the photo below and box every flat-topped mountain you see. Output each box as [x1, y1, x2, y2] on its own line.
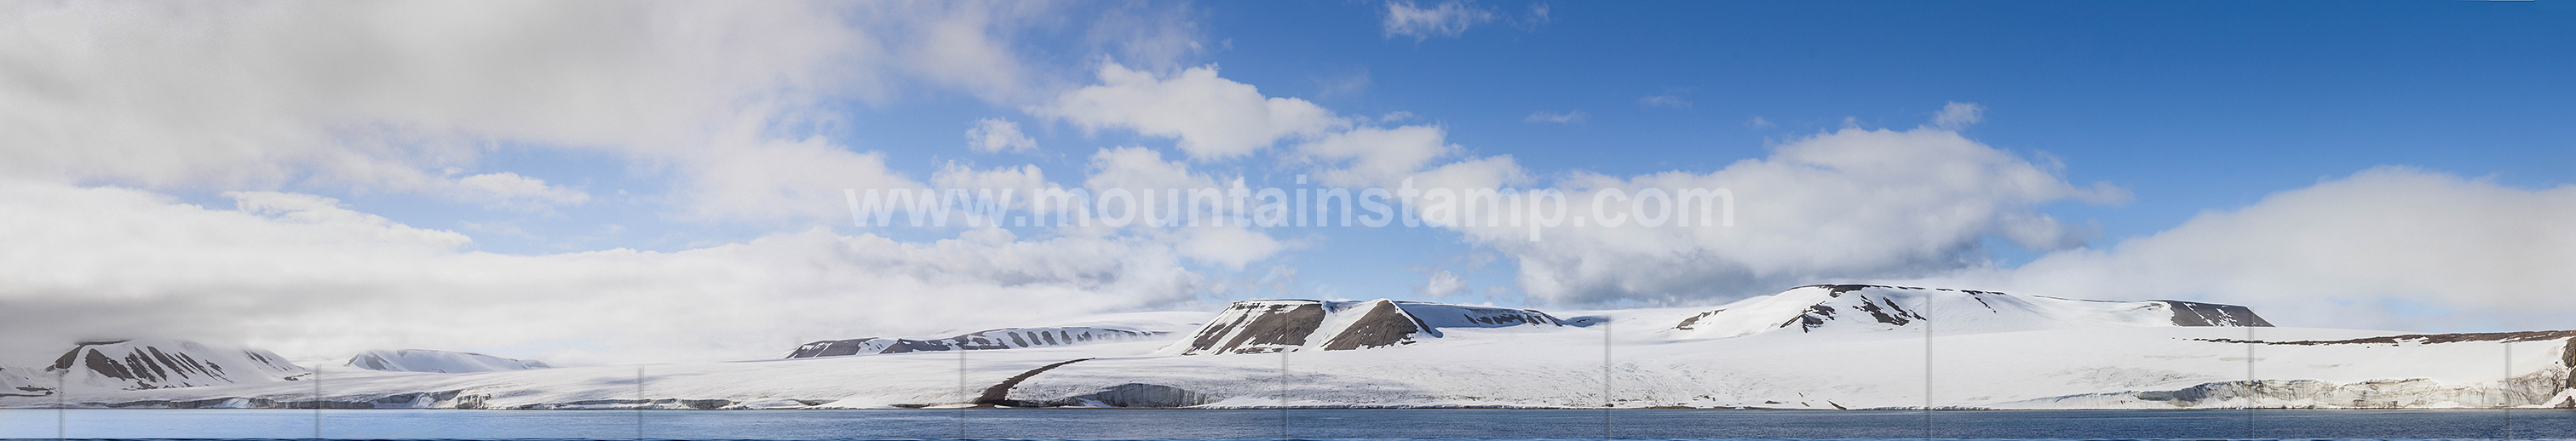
[1670, 284, 2272, 339]
[782, 312, 1205, 359]
[785, 326, 1167, 358]
[347, 349, 552, 373]
[1163, 299, 1579, 355]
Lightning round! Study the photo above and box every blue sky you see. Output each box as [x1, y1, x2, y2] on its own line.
[3, 1, 2572, 364]
[761, 1, 2573, 306]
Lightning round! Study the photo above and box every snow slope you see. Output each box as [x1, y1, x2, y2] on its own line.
[44, 339, 307, 391]
[0, 366, 45, 397]
[348, 349, 551, 373]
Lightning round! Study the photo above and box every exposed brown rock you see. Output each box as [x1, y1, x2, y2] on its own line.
[1321, 300, 1428, 351]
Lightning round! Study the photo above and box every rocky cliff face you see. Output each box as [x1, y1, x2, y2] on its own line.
[1166, 299, 1577, 355]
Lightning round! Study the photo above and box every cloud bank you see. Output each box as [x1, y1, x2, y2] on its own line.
[1978, 168, 2576, 331]
[0, 180, 1205, 365]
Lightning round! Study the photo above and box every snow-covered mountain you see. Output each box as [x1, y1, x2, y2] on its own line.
[1163, 299, 1578, 355]
[347, 349, 551, 373]
[788, 327, 1164, 358]
[1670, 284, 2271, 339]
[784, 312, 1205, 358]
[44, 339, 307, 391]
[3, 288, 2570, 411]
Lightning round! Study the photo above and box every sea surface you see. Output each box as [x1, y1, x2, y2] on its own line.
[2, 409, 2571, 440]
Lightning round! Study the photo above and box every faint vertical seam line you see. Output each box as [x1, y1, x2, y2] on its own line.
[1603, 318, 1613, 439]
[315, 364, 324, 440]
[2245, 324, 2255, 439]
[57, 369, 66, 440]
[635, 366, 645, 441]
[1923, 293, 1932, 441]
[1279, 348, 1288, 439]
[957, 349, 967, 439]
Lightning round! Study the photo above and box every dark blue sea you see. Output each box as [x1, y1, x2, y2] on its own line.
[4, 409, 2572, 440]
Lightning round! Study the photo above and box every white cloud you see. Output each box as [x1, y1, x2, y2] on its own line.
[1032, 62, 1343, 161]
[1180, 226, 1286, 270]
[1036, 63, 1456, 188]
[0, 181, 1207, 365]
[0, 3, 1251, 367]
[1417, 269, 1467, 297]
[1931, 101, 1985, 130]
[934, 163, 1049, 192]
[676, 130, 920, 223]
[1975, 167, 2576, 331]
[1295, 125, 1460, 187]
[1383, 1, 1498, 41]
[1745, 116, 1776, 129]
[1423, 123, 2122, 306]
[1082, 146, 1287, 268]
[1639, 94, 1692, 109]
[1526, 110, 1588, 124]
[965, 118, 1039, 153]
[222, 191, 475, 252]
[0, 2, 865, 189]
[0, 1, 1203, 222]
[450, 172, 590, 208]
[1085, 146, 1221, 194]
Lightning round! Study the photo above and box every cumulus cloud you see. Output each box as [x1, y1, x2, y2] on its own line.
[1295, 125, 1460, 187]
[676, 130, 920, 223]
[1383, 1, 1498, 41]
[449, 172, 591, 208]
[0, 1, 1203, 222]
[0, 181, 1205, 365]
[965, 118, 1040, 153]
[0, 2, 857, 189]
[1037, 62, 1460, 188]
[934, 163, 1050, 194]
[1931, 101, 1985, 130]
[1417, 270, 1468, 297]
[1081, 146, 1286, 268]
[1423, 123, 2123, 306]
[1526, 111, 1589, 124]
[1974, 167, 2576, 331]
[0, 2, 1250, 367]
[1639, 94, 1692, 109]
[1033, 62, 1343, 160]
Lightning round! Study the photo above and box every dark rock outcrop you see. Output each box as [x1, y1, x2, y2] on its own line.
[1172, 299, 1573, 355]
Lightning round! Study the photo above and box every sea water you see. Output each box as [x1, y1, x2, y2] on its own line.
[2, 409, 2569, 439]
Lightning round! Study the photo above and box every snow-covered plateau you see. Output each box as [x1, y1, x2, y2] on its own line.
[346, 349, 553, 373]
[3, 285, 2570, 410]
